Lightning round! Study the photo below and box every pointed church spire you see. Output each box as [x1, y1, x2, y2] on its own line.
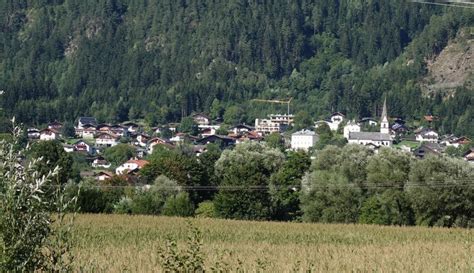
[380, 96, 389, 134]
[381, 97, 387, 121]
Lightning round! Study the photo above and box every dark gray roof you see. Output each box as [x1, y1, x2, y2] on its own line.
[349, 132, 391, 141]
[79, 117, 97, 125]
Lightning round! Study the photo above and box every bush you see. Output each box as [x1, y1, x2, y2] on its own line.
[163, 192, 195, 217]
[113, 197, 133, 214]
[359, 190, 415, 226]
[0, 124, 76, 271]
[130, 189, 166, 215]
[195, 201, 216, 218]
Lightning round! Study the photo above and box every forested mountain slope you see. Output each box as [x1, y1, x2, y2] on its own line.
[0, 0, 472, 136]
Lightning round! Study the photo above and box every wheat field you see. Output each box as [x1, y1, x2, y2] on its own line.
[71, 214, 473, 272]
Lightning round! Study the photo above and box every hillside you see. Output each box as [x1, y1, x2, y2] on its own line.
[422, 27, 473, 97]
[0, 0, 473, 136]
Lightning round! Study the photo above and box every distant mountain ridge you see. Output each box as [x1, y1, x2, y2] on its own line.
[0, 0, 472, 136]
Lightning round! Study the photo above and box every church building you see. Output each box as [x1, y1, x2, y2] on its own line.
[347, 98, 392, 147]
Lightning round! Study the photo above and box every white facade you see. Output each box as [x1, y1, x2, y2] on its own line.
[115, 160, 148, 175]
[95, 133, 119, 147]
[269, 114, 294, 125]
[255, 119, 281, 135]
[39, 129, 58, 141]
[343, 121, 361, 139]
[291, 130, 318, 151]
[416, 130, 439, 143]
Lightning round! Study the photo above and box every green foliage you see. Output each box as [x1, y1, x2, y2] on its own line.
[223, 106, 244, 125]
[406, 156, 474, 227]
[103, 144, 136, 167]
[0, 124, 76, 271]
[214, 142, 284, 220]
[359, 190, 415, 226]
[61, 121, 76, 138]
[162, 192, 195, 217]
[157, 221, 204, 272]
[179, 117, 198, 135]
[293, 111, 313, 131]
[195, 201, 216, 218]
[30, 140, 77, 183]
[269, 151, 311, 221]
[265, 132, 285, 151]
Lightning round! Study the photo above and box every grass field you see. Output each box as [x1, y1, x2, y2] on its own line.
[71, 214, 473, 272]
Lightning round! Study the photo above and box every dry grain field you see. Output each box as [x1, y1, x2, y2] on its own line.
[72, 214, 473, 272]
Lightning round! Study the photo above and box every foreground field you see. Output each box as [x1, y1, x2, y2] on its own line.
[72, 214, 473, 272]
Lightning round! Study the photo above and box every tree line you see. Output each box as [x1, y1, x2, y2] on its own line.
[1, 0, 472, 137]
[32, 140, 470, 228]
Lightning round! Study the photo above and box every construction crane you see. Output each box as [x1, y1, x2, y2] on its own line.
[251, 98, 293, 115]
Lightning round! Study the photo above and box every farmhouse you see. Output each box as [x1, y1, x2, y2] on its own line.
[315, 112, 345, 131]
[116, 159, 149, 175]
[197, 135, 236, 147]
[48, 121, 63, 130]
[192, 113, 211, 125]
[343, 120, 361, 139]
[291, 129, 319, 151]
[95, 132, 119, 147]
[95, 171, 113, 181]
[92, 156, 111, 169]
[464, 148, 474, 164]
[74, 140, 93, 154]
[39, 128, 59, 141]
[77, 117, 97, 129]
[416, 128, 439, 143]
[148, 137, 174, 154]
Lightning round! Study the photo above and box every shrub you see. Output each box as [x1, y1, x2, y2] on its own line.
[163, 192, 195, 217]
[359, 190, 415, 226]
[195, 201, 216, 218]
[0, 123, 77, 271]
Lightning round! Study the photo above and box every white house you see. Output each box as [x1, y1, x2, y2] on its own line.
[116, 159, 149, 175]
[136, 134, 150, 147]
[148, 137, 174, 154]
[343, 120, 361, 139]
[77, 117, 97, 129]
[328, 112, 345, 131]
[192, 113, 211, 125]
[92, 156, 111, 169]
[39, 128, 59, 141]
[291, 130, 319, 151]
[95, 133, 119, 147]
[416, 128, 439, 143]
[348, 99, 392, 147]
[74, 140, 93, 154]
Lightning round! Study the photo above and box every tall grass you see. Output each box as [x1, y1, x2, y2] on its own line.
[72, 214, 473, 272]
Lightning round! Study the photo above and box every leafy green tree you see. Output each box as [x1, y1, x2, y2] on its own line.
[293, 110, 313, 130]
[210, 98, 224, 119]
[213, 142, 284, 220]
[30, 140, 77, 183]
[365, 148, 412, 192]
[162, 192, 195, 217]
[179, 117, 198, 135]
[265, 132, 285, 151]
[359, 190, 415, 226]
[103, 144, 136, 167]
[223, 106, 244, 125]
[269, 151, 311, 220]
[300, 170, 362, 223]
[406, 156, 474, 227]
[61, 121, 76, 138]
[0, 125, 76, 271]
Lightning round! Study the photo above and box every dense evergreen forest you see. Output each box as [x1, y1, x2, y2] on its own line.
[0, 0, 473, 136]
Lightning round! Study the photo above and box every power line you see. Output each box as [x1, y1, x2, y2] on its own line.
[410, 0, 474, 9]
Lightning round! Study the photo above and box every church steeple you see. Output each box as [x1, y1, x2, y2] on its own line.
[380, 97, 389, 134]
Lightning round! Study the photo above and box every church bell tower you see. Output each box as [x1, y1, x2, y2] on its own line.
[380, 97, 389, 134]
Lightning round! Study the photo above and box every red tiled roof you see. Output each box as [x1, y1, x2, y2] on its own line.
[126, 159, 149, 168]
